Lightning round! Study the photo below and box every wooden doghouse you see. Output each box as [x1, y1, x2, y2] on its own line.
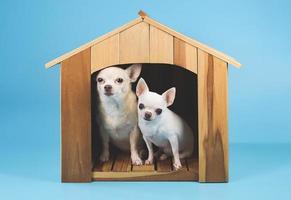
[46, 11, 241, 183]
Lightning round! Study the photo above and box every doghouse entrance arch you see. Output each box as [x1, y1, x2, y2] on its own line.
[46, 11, 241, 183]
[91, 63, 199, 181]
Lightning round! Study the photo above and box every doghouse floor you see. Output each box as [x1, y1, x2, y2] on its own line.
[92, 153, 198, 181]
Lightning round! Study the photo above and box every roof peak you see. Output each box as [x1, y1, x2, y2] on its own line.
[138, 10, 148, 19]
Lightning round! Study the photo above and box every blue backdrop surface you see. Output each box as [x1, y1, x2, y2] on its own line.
[0, 0, 291, 199]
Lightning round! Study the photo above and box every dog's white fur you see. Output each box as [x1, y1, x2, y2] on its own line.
[136, 78, 194, 170]
[96, 64, 143, 165]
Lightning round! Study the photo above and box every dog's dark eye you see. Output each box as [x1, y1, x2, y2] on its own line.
[155, 108, 162, 115]
[116, 78, 123, 83]
[97, 78, 104, 83]
[139, 103, 145, 110]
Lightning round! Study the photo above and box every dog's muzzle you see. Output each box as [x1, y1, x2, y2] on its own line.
[104, 92, 113, 96]
[104, 85, 113, 96]
[144, 112, 152, 121]
[143, 117, 152, 121]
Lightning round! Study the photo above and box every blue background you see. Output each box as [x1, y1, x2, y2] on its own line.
[0, 0, 291, 199]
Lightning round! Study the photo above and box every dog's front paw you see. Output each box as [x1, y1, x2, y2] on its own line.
[132, 155, 143, 166]
[173, 161, 182, 170]
[99, 151, 110, 162]
[145, 158, 153, 165]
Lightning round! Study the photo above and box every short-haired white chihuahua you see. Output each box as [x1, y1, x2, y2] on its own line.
[96, 64, 143, 165]
[136, 78, 194, 170]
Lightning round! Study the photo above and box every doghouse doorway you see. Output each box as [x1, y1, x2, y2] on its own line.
[91, 64, 198, 181]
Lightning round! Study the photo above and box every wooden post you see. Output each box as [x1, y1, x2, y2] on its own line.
[198, 49, 228, 182]
[138, 10, 148, 19]
[61, 48, 92, 182]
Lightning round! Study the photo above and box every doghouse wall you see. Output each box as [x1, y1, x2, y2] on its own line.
[60, 31, 228, 182]
[91, 63, 198, 167]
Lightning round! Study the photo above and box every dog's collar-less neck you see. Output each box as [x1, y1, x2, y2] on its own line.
[106, 97, 122, 110]
[100, 92, 135, 115]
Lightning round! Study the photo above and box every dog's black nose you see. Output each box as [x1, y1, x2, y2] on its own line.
[144, 112, 152, 119]
[104, 85, 112, 91]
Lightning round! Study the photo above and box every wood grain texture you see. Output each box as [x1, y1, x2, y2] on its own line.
[187, 157, 198, 172]
[144, 17, 241, 67]
[61, 48, 91, 182]
[92, 154, 198, 181]
[91, 34, 119, 73]
[174, 37, 197, 74]
[132, 163, 155, 172]
[94, 160, 114, 172]
[93, 157, 198, 181]
[92, 170, 198, 181]
[198, 49, 228, 182]
[46, 16, 240, 68]
[112, 153, 131, 172]
[150, 25, 173, 64]
[156, 158, 172, 172]
[119, 22, 149, 64]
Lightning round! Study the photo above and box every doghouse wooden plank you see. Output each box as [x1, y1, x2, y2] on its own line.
[150, 25, 173, 64]
[187, 157, 198, 173]
[93, 161, 102, 171]
[92, 170, 198, 181]
[112, 153, 131, 172]
[94, 160, 113, 172]
[45, 17, 143, 68]
[46, 15, 241, 69]
[156, 158, 172, 172]
[91, 34, 119, 73]
[119, 22, 149, 64]
[61, 48, 91, 182]
[98, 160, 114, 172]
[198, 49, 228, 182]
[174, 37, 197, 74]
[92, 155, 199, 181]
[144, 16, 241, 68]
[132, 162, 155, 172]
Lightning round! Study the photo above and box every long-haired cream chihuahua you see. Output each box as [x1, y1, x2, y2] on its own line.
[136, 78, 194, 170]
[96, 64, 143, 165]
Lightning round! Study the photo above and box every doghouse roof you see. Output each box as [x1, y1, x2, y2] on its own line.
[45, 11, 241, 68]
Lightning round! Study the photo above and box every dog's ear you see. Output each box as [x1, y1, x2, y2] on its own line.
[126, 64, 142, 82]
[136, 78, 149, 97]
[162, 87, 176, 107]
